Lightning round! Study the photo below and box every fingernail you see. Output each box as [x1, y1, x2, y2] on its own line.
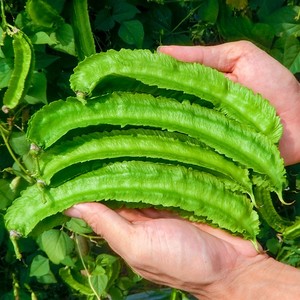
[64, 205, 82, 218]
[157, 45, 165, 52]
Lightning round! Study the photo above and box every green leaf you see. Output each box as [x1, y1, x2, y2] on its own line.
[146, 6, 172, 33]
[30, 31, 56, 45]
[0, 179, 15, 210]
[283, 36, 300, 74]
[0, 58, 13, 89]
[218, 4, 274, 48]
[25, 71, 48, 104]
[66, 218, 93, 234]
[34, 51, 59, 69]
[91, 265, 109, 297]
[197, 0, 219, 23]
[36, 272, 57, 284]
[251, 0, 285, 20]
[44, 0, 66, 14]
[264, 6, 300, 37]
[113, 1, 139, 23]
[26, 0, 64, 29]
[0, 214, 5, 246]
[29, 254, 57, 283]
[266, 237, 281, 255]
[96, 254, 121, 289]
[95, 8, 115, 31]
[30, 254, 50, 277]
[9, 132, 30, 156]
[38, 229, 74, 264]
[50, 23, 76, 56]
[118, 20, 144, 48]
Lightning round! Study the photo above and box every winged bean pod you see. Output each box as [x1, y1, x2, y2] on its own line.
[3, 28, 34, 110]
[71, 0, 95, 61]
[37, 128, 253, 197]
[27, 92, 286, 198]
[282, 219, 300, 240]
[70, 49, 282, 143]
[4, 161, 260, 240]
[254, 186, 292, 233]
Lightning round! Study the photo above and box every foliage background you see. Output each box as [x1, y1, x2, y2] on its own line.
[0, 0, 300, 299]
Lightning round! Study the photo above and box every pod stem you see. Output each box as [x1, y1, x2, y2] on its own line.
[0, 123, 29, 177]
[0, 0, 7, 29]
[75, 233, 101, 300]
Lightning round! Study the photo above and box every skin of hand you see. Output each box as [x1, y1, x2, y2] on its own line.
[65, 41, 300, 299]
[158, 41, 300, 166]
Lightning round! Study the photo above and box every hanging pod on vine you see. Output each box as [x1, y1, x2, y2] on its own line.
[4, 160, 260, 241]
[2, 27, 35, 110]
[253, 186, 292, 233]
[282, 218, 300, 240]
[70, 0, 95, 61]
[69, 49, 282, 143]
[26, 92, 286, 199]
[35, 128, 253, 198]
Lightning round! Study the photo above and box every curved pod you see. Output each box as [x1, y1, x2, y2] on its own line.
[5, 161, 260, 240]
[70, 49, 282, 143]
[37, 129, 252, 195]
[27, 92, 286, 198]
[3, 28, 34, 110]
[254, 186, 292, 233]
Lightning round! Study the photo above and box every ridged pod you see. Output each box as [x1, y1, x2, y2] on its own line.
[27, 92, 286, 198]
[2, 28, 34, 110]
[36, 128, 253, 197]
[71, 0, 95, 61]
[282, 219, 300, 240]
[254, 186, 292, 233]
[5, 161, 260, 240]
[69, 49, 282, 143]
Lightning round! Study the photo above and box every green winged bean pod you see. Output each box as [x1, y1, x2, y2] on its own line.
[69, 49, 282, 143]
[4, 161, 260, 241]
[36, 128, 253, 198]
[282, 219, 300, 240]
[27, 92, 286, 199]
[71, 0, 95, 61]
[2, 28, 34, 110]
[254, 186, 292, 233]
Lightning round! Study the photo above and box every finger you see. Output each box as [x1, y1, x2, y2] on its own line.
[135, 207, 180, 219]
[116, 207, 181, 221]
[157, 41, 251, 74]
[65, 202, 135, 256]
[116, 207, 154, 222]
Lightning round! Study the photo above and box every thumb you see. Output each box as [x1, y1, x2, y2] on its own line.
[65, 202, 134, 256]
[157, 41, 248, 73]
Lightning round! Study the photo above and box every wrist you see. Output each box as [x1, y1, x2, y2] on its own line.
[193, 255, 300, 300]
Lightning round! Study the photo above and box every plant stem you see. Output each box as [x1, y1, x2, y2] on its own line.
[171, 4, 202, 33]
[75, 234, 101, 300]
[0, 123, 29, 177]
[0, 0, 8, 29]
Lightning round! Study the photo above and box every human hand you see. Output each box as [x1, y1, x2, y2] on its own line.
[158, 41, 300, 166]
[65, 203, 268, 299]
[64, 42, 300, 299]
